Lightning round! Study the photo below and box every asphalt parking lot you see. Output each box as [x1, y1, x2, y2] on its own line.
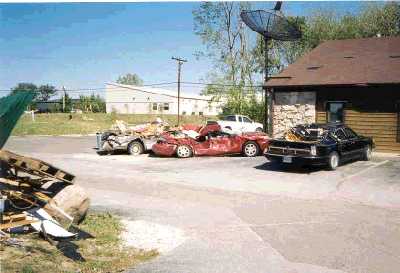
[5, 136, 400, 273]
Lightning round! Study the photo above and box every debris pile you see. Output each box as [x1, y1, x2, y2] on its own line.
[284, 124, 327, 142]
[0, 149, 90, 242]
[164, 123, 222, 140]
[111, 118, 170, 137]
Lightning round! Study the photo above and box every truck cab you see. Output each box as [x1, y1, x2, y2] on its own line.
[217, 115, 263, 134]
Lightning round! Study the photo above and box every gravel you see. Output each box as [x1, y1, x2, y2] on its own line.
[121, 219, 187, 254]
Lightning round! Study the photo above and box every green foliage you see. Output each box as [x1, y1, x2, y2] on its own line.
[11, 83, 37, 96]
[193, 2, 264, 121]
[10, 83, 57, 110]
[276, 2, 400, 65]
[37, 84, 57, 101]
[78, 94, 106, 113]
[116, 73, 143, 85]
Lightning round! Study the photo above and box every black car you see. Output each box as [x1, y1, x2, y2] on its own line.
[264, 123, 374, 170]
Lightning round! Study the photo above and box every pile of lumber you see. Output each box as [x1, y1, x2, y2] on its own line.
[0, 150, 90, 240]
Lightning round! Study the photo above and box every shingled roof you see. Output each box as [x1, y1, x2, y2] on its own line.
[266, 36, 400, 88]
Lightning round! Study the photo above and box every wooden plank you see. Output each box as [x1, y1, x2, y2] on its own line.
[348, 124, 397, 130]
[0, 150, 75, 184]
[2, 213, 26, 222]
[0, 219, 38, 230]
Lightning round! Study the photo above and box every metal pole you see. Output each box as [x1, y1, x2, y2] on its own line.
[263, 37, 269, 134]
[62, 86, 66, 113]
[177, 62, 181, 125]
[172, 57, 187, 126]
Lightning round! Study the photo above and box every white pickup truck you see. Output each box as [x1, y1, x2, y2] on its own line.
[217, 115, 264, 133]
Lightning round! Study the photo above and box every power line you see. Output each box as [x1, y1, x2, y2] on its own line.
[0, 81, 265, 93]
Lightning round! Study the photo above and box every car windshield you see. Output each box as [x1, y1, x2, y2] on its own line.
[222, 116, 236, 121]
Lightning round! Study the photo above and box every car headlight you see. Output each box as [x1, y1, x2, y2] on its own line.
[310, 145, 317, 156]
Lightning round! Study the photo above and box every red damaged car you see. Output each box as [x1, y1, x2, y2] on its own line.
[152, 124, 269, 158]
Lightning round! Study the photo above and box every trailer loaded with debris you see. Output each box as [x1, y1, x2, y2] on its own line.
[0, 91, 89, 242]
[96, 118, 169, 155]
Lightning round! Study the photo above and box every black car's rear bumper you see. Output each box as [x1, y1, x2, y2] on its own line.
[265, 153, 329, 166]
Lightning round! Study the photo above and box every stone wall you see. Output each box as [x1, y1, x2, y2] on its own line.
[273, 92, 316, 137]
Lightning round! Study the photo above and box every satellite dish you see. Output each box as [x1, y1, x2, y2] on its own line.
[240, 9, 301, 41]
[240, 2, 302, 135]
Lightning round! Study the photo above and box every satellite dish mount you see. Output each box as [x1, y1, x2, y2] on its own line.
[240, 2, 302, 135]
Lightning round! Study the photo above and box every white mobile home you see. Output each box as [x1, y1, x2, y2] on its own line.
[105, 83, 222, 116]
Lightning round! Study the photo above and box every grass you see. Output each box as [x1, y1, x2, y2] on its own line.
[0, 212, 158, 273]
[12, 113, 216, 136]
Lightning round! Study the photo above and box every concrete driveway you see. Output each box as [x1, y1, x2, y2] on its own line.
[5, 136, 400, 273]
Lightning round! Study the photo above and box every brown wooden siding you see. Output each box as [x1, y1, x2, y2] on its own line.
[313, 86, 400, 153]
[274, 86, 400, 153]
[316, 110, 400, 152]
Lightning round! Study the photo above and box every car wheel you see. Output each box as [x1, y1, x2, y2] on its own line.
[362, 145, 372, 161]
[127, 141, 144, 156]
[176, 145, 193, 158]
[327, 151, 340, 170]
[96, 150, 109, 156]
[242, 141, 260, 157]
[255, 127, 263, 132]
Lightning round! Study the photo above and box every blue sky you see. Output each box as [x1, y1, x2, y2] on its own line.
[0, 1, 366, 97]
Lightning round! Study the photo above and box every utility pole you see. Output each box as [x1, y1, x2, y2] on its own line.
[62, 86, 66, 113]
[171, 56, 187, 126]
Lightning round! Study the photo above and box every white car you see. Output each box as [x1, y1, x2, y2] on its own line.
[217, 115, 264, 133]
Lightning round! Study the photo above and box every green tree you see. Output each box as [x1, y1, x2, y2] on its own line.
[116, 73, 143, 85]
[37, 84, 57, 101]
[11, 83, 38, 96]
[193, 2, 264, 120]
[78, 94, 105, 113]
[273, 2, 400, 65]
[55, 92, 73, 113]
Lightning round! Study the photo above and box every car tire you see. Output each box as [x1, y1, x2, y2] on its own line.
[255, 127, 263, 132]
[127, 141, 144, 156]
[327, 151, 340, 171]
[96, 150, 109, 156]
[362, 145, 372, 161]
[176, 145, 193, 158]
[242, 141, 260, 157]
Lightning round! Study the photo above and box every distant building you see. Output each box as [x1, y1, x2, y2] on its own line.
[36, 98, 81, 113]
[105, 83, 223, 116]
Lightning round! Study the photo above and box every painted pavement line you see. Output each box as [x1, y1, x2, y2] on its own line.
[335, 160, 389, 190]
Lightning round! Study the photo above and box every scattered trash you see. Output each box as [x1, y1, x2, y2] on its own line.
[0, 150, 89, 242]
[0, 91, 90, 246]
[27, 208, 76, 238]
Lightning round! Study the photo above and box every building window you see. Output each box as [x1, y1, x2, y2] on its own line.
[132, 97, 135, 101]
[163, 103, 169, 111]
[199, 112, 203, 116]
[326, 101, 346, 123]
[152, 103, 158, 111]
